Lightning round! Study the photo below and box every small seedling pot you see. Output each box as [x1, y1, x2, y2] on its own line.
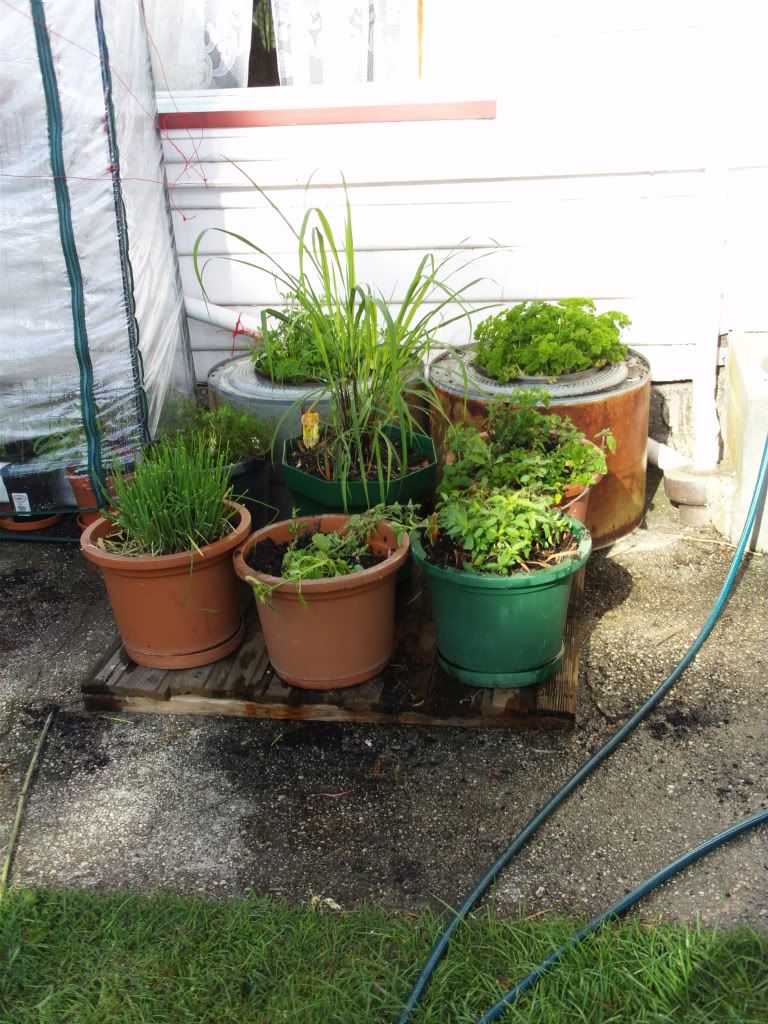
[556, 440, 605, 524]
[411, 518, 592, 688]
[67, 470, 114, 528]
[281, 430, 437, 515]
[233, 514, 410, 689]
[0, 462, 60, 515]
[81, 501, 251, 669]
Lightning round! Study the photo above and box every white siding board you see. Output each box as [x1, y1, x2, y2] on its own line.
[183, 242, 711, 310]
[177, 196, 706, 256]
[168, 173, 708, 211]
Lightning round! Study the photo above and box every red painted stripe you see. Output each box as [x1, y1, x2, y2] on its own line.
[159, 99, 496, 131]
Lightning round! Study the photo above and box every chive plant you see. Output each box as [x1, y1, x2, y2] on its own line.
[107, 438, 236, 556]
[193, 174, 493, 503]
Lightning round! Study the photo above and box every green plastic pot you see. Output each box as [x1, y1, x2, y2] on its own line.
[411, 518, 592, 687]
[281, 429, 437, 514]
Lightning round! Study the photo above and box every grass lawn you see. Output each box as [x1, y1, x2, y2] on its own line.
[1, 888, 766, 1023]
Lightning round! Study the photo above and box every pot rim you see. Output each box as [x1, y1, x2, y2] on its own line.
[411, 516, 591, 590]
[233, 513, 409, 595]
[228, 453, 269, 474]
[80, 499, 251, 569]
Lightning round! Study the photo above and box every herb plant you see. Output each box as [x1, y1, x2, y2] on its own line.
[251, 303, 333, 385]
[161, 400, 271, 465]
[105, 437, 236, 557]
[474, 298, 630, 380]
[440, 389, 615, 504]
[425, 489, 577, 574]
[194, 175, 491, 505]
[247, 501, 421, 604]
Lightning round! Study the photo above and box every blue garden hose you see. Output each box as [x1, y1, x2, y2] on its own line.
[476, 806, 768, 1022]
[397, 434, 768, 1024]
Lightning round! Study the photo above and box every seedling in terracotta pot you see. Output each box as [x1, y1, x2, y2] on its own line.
[233, 502, 421, 689]
[244, 501, 422, 604]
[440, 389, 615, 516]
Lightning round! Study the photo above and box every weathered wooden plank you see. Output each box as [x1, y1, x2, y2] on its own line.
[82, 692, 572, 730]
[220, 628, 268, 697]
[168, 664, 214, 697]
[110, 661, 170, 700]
[82, 565, 582, 728]
[535, 567, 584, 717]
[80, 641, 126, 694]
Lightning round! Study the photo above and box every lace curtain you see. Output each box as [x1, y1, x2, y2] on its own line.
[270, 0, 418, 86]
[143, 0, 253, 90]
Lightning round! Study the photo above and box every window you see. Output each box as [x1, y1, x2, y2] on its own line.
[149, 0, 496, 128]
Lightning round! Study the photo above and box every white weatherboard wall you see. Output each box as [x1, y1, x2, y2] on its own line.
[159, 2, 768, 385]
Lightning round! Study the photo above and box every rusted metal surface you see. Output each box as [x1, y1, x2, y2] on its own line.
[432, 362, 651, 548]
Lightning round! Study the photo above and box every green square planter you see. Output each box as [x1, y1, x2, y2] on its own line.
[281, 430, 437, 515]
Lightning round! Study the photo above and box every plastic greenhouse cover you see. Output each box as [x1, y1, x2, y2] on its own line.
[0, 0, 194, 515]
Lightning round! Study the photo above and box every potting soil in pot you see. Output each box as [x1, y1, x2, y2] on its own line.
[423, 528, 580, 574]
[246, 533, 387, 577]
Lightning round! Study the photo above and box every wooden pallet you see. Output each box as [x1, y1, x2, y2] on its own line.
[82, 568, 584, 730]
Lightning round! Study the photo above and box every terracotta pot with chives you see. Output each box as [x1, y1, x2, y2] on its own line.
[80, 438, 250, 668]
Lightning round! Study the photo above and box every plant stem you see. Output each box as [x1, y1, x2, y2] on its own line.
[0, 710, 54, 904]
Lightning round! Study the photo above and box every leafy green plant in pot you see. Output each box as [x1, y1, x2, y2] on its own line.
[194, 176, 491, 515]
[80, 438, 251, 668]
[411, 489, 591, 687]
[233, 503, 420, 688]
[440, 389, 616, 523]
[161, 398, 274, 527]
[472, 298, 630, 382]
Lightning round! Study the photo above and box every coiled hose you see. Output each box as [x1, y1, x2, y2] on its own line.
[397, 433, 768, 1024]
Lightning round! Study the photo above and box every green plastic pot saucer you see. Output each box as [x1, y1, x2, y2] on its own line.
[437, 644, 565, 688]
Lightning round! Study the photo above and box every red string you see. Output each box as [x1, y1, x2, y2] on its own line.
[0, 0, 210, 219]
[231, 314, 244, 357]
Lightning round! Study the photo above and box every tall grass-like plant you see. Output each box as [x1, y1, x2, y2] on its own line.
[107, 438, 236, 557]
[193, 173, 492, 502]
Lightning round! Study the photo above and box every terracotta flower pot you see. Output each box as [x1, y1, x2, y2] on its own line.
[557, 440, 605, 524]
[0, 513, 63, 532]
[558, 482, 592, 524]
[67, 467, 130, 529]
[81, 501, 251, 668]
[233, 514, 410, 689]
[67, 471, 106, 528]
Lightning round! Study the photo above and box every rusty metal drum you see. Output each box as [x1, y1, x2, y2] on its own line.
[429, 349, 651, 548]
